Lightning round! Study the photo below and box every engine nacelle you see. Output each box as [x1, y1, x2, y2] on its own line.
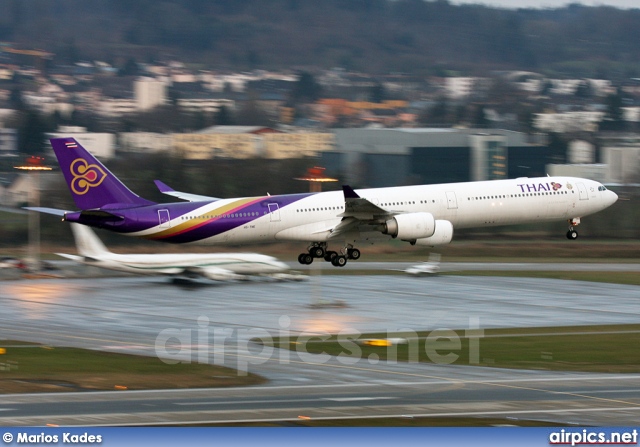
[414, 220, 453, 246]
[202, 267, 244, 281]
[382, 212, 435, 240]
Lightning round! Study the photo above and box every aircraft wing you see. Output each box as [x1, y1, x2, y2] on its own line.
[154, 180, 221, 202]
[320, 186, 397, 239]
[340, 185, 391, 220]
[326, 216, 361, 239]
[185, 265, 244, 281]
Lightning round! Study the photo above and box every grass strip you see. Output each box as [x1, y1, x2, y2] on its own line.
[266, 324, 640, 374]
[303, 269, 640, 286]
[0, 344, 264, 393]
[448, 270, 640, 286]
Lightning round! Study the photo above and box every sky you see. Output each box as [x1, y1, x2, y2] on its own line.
[449, 0, 639, 9]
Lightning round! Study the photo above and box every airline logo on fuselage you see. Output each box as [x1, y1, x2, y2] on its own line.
[517, 181, 563, 193]
[70, 158, 107, 195]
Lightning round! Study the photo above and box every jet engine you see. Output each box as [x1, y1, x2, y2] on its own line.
[415, 220, 453, 246]
[381, 212, 436, 240]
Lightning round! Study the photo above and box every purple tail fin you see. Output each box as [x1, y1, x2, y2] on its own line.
[50, 138, 155, 210]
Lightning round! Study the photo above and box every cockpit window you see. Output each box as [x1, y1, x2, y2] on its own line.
[598, 186, 607, 191]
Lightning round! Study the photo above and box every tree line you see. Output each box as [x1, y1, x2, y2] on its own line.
[1, 0, 639, 78]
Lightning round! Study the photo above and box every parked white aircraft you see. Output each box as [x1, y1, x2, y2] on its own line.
[57, 224, 299, 281]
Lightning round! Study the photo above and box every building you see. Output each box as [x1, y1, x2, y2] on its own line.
[2, 171, 57, 207]
[98, 98, 137, 117]
[47, 127, 115, 159]
[172, 127, 334, 160]
[533, 111, 604, 133]
[263, 133, 335, 159]
[548, 134, 640, 184]
[119, 132, 173, 154]
[176, 98, 234, 115]
[0, 128, 17, 154]
[546, 164, 608, 184]
[445, 77, 490, 99]
[598, 134, 640, 184]
[173, 133, 260, 159]
[135, 77, 166, 111]
[324, 128, 548, 187]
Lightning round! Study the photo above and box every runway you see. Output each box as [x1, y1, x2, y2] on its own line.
[2, 373, 640, 426]
[1, 270, 639, 426]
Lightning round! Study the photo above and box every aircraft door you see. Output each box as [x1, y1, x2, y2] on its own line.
[445, 191, 458, 209]
[158, 209, 171, 228]
[577, 183, 589, 200]
[268, 203, 281, 222]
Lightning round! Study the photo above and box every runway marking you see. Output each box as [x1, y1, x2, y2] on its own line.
[570, 389, 640, 395]
[480, 330, 640, 338]
[360, 406, 640, 419]
[11, 405, 640, 428]
[175, 399, 309, 406]
[213, 351, 640, 410]
[322, 397, 395, 402]
[200, 405, 640, 426]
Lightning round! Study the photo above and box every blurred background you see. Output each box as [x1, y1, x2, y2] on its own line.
[0, 0, 638, 255]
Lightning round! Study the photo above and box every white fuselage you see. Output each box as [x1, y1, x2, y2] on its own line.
[92, 252, 289, 276]
[130, 176, 616, 246]
[59, 223, 291, 279]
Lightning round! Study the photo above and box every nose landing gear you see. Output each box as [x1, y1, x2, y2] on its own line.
[566, 218, 580, 240]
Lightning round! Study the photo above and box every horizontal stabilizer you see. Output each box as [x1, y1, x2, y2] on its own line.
[154, 180, 220, 202]
[55, 253, 83, 262]
[79, 210, 124, 221]
[24, 207, 69, 216]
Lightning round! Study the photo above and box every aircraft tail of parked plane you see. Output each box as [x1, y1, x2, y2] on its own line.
[65, 219, 110, 259]
[34, 138, 618, 268]
[57, 223, 300, 281]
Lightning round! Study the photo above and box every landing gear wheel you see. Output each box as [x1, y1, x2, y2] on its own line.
[566, 230, 578, 240]
[347, 248, 361, 260]
[298, 253, 313, 264]
[331, 255, 347, 267]
[324, 250, 338, 262]
[309, 246, 325, 258]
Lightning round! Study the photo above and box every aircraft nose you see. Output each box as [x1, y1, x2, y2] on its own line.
[608, 190, 618, 206]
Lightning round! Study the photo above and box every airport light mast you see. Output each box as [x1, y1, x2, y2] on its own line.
[14, 156, 53, 271]
[295, 166, 338, 193]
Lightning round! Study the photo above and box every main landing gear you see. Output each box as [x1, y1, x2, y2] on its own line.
[566, 218, 580, 240]
[297, 243, 361, 267]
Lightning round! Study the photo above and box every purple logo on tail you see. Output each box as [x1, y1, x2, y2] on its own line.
[70, 158, 107, 195]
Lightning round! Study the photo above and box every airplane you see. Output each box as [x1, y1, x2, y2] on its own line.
[57, 223, 299, 281]
[31, 138, 618, 268]
[403, 254, 441, 277]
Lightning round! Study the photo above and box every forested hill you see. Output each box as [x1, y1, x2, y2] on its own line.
[1, 0, 639, 77]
